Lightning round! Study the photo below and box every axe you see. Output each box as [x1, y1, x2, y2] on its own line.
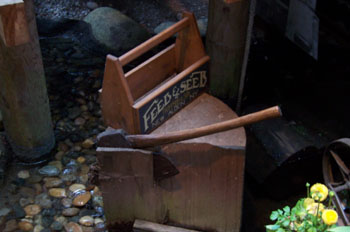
[97, 106, 282, 181]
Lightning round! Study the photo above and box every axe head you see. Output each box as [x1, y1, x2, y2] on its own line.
[97, 128, 179, 182]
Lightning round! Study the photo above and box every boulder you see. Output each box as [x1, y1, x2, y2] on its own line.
[83, 7, 150, 55]
[154, 18, 208, 37]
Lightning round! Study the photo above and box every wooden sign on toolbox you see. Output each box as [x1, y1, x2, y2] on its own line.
[101, 12, 209, 134]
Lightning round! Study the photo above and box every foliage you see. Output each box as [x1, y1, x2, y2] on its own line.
[265, 183, 350, 232]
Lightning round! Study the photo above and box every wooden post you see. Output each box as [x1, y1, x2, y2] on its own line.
[206, 0, 250, 103]
[0, 0, 55, 161]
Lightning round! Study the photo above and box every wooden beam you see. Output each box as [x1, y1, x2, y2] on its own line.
[0, 0, 30, 46]
[0, 0, 54, 161]
[206, 0, 250, 102]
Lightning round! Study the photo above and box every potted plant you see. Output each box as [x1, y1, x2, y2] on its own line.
[266, 183, 350, 232]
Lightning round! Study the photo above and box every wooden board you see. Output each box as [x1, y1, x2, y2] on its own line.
[126, 44, 177, 100]
[0, 0, 30, 46]
[136, 63, 208, 134]
[98, 94, 246, 232]
[101, 55, 137, 133]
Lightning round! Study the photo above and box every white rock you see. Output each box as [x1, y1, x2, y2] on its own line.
[18, 170, 30, 179]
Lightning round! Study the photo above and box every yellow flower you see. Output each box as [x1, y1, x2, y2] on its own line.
[307, 202, 325, 216]
[303, 198, 315, 209]
[322, 209, 338, 225]
[310, 183, 328, 201]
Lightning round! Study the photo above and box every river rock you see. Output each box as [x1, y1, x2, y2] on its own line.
[50, 221, 63, 231]
[77, 156, 86, 164]
[61, 173, 77, 183]
[154, 18, 208, 37]
[61, 198, 73, 208]
[49, 188, 67, 198]
[34, 214, 43, 225]
[13, 204, 26, 218]
[72, 191, 91, 207]
[17, 170, 30, 179]
[19, 186, 36, 198]
[0, 207, 11, 217]
[62, 207, 80, 217]
[79, 216, 94, 226]
[44, 177, 63, 188]
[78, 174, 89, 184]
[18, 220, 33, 231]
[68, 107, 82, 119]
[19, 197, 34, 207]
[55, 151, 65, 160]
[33, 224, 44, 232]
[64, 222, 83, 232]
[48, 161, 63, 171]
[58, 142, 69, 152]
[27, 174, 43, 184]
[24, 204, 41, 216]
[92, 194, 103, 207]
[74, 117, 86, 126]
[95, 221, 106, 231]
[81, 139, 94, 149]
[55, 215, 68, 225]
[69, 184, 86, 193]
[35, 193, 52, 208]
[80, 165, 89, 175]
[39, 165, 60, 176]
[154, 21, 176, 34]
[86, 1, 98, 10]
[4, 219, 17, 232]
[83, 7, 150, 54]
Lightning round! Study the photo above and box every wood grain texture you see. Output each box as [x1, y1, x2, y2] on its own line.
[0, 1, 30, 46]
[101, 55, 137, 133]
[206, 0, 250, 100]
[126, 44, 176, 100]
[98, 94, 247, 232]
[175, 12, 206, 72]
[0, 0, 54, 160]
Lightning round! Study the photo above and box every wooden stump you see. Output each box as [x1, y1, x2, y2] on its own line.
[0, 0, 55, 161]
[98, 94, 246, 232]
[206, 0, 250, 102]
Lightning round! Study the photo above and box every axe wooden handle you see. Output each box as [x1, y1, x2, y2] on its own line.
[128, 106, 282, 148]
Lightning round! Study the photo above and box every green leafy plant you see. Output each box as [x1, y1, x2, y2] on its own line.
[265, 183, 350, 232]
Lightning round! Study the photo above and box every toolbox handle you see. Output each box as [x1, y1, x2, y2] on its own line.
[119, 17, 190, 66]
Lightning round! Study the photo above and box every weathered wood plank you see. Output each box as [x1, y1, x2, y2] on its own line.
[101, 55, 137, 133]
[0, 0, 54, 161]
[206, 0, 250, 101]
[175, 12, 206, 72]
[126, 44, 177, 100]
[0, 0, 30, 46]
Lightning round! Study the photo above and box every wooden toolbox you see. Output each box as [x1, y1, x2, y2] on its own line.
[101, 12, 209, 134]
[97, 12, 281, 232]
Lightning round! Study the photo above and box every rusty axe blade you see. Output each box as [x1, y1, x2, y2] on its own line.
[97, 128, 179, 181]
